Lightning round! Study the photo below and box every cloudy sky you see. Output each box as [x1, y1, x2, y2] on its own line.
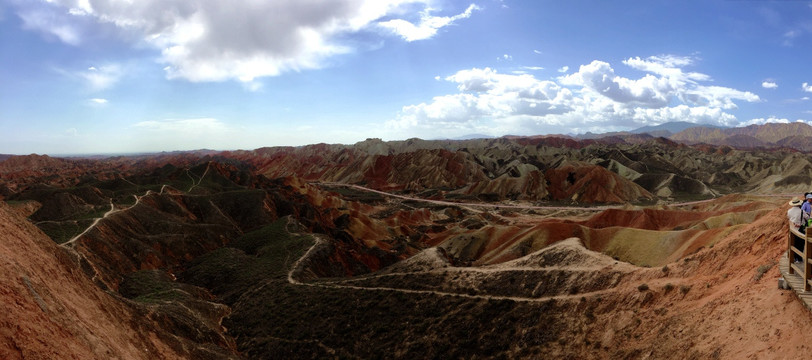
[2, 0, 812, 154]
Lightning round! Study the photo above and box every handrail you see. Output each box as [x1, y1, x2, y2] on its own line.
[787, 223, 812, 291]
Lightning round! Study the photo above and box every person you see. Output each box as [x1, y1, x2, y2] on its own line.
[802, 194, 812, 219]
[789, 197, 804, 230]
[789, 197, 806, 264]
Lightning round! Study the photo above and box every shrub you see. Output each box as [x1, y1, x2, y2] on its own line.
[637, 283, 649, 292]
[754, 262, 775, 281]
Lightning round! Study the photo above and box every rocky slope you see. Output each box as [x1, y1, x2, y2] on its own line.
[0, 201, 237, 359]
[669, 122, 812, 151]
[1, 132, 811, 358]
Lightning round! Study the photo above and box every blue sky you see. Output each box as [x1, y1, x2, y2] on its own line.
[2, 0, 812, 155]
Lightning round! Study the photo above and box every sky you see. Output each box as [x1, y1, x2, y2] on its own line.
[2, 0, 812, 155]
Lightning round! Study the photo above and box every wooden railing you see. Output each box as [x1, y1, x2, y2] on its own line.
[788, 225, 812, 291]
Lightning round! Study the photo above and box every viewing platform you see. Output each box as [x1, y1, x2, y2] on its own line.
[778, 225, 812, 311]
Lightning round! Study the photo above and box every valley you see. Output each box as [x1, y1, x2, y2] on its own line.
[1, 127, 810, 359]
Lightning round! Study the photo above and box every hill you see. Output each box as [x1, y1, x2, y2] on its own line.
[2, 136, 812, 358]
[670, 122, 812, 150]
[0, 200, 237, 359]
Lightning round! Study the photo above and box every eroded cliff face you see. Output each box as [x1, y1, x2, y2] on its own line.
[0, 201, 196, 359]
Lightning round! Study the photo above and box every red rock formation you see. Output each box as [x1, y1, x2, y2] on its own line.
[545, 162, 654, 203]
[0, 201, 189, 359]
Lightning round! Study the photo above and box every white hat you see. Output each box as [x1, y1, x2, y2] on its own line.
[790, 197, 803, 206]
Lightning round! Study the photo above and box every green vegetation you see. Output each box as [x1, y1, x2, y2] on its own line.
[38, 220, 91, 244]
[181, 218, 313, 304]
[637, 283, 649, 292]
[76, 207, 108, 220]
[177, 216, 574, 358]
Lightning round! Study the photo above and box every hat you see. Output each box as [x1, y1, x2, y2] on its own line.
[806, 194, 812, 200]
[790, 197, 804, 206]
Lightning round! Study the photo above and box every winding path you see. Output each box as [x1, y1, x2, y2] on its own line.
[284, 236, 640, 304]
[316, 182, 792, 212]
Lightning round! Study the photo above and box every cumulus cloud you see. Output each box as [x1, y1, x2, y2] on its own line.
[557, 66, 569, 73]
[561, 56, 758, 110]
[739, 116, 791, 126]
[88, 98, 108, 104]
[762, 81, 778, 89]
[378, 4, 479, 42]
[17, 0, 479, 83]
[388, 67, 573, 134]
[387, 55, 762, 138]
[803, 82, 812, 92]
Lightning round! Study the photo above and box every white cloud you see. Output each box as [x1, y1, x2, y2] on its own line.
[533, 50, 542, 54]
[387, 55, 762, 138]
[561, 56, 758, 110]
[803, 82, 812, 92]
[498, 54, 512, 61]
[387, 67, 574, 135]
[17, 6, 82, 45]
[17, 1, 479, 83]
[80, 65, 122, 90]
[378, 4, 480, 42]
[560, 60, 675, 108]
[522, 66, 543, 71]
[623, 55, 708, 81]
[557, 66, 569, 73]
[762, 81, 778, 89]
[784, 30, 801, 46]
[88, 98, 108, 104]
[740, 116, 790, 126]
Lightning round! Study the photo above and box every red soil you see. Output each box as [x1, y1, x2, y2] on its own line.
[0, 202, 185, 359]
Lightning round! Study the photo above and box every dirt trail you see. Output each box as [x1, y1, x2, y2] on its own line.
[62, 201, 116, 246]
[187, 163, 210, 193]
[286, 237, 629, 303]
[318, 182, 790, 212]
[281, 201, 812, 359]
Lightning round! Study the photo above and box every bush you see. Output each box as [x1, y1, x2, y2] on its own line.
[637, 283, 649, 292]
[754, 261, 776, 281]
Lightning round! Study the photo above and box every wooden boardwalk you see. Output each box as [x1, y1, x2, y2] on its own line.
[779, 252, 812, 311]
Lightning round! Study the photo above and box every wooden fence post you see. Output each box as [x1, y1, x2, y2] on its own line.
[790, 225, 795, 274]
[805, 227, 811, 292]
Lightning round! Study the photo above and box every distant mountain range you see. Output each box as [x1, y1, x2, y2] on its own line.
[577, 121, 812, 152]
[576, 121, 725, 140]
[629, 121, 727, 135]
